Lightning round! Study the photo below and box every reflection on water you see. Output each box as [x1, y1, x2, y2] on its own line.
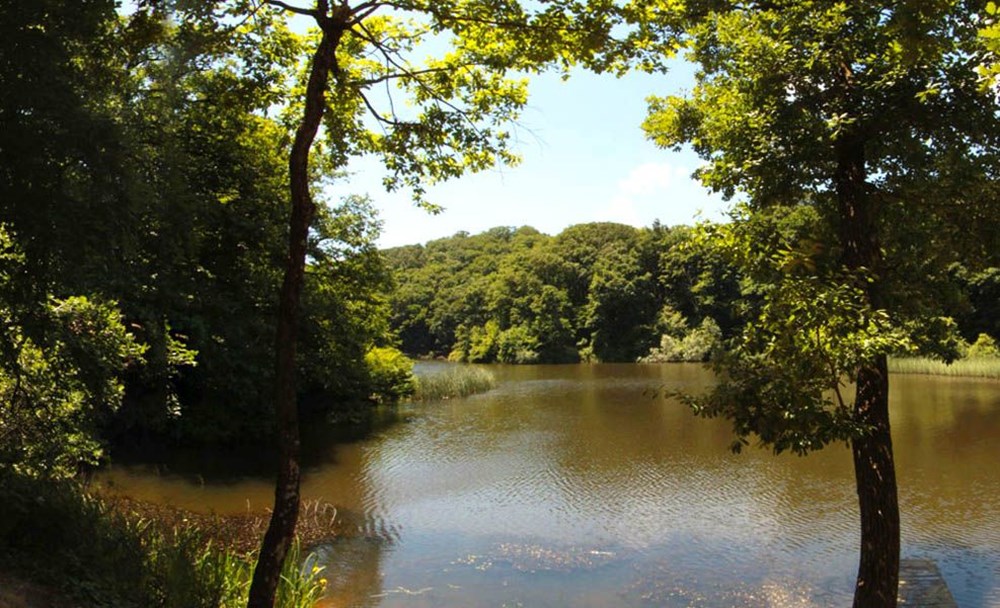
[95, 363, 1000, 607]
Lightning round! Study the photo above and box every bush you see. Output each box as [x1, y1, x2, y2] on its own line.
[497, 325, 539, 364]
[966, 333, 1000, 359]
[364, 346, 416, 402]
[640, 317, 722, 363]
[0, 296, 145, 479]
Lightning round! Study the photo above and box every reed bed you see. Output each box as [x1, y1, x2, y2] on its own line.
[411, 366, 497, 401]
[888, 357, 1000, 379]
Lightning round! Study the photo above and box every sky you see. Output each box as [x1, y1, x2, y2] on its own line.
[333, 64, 733, 248]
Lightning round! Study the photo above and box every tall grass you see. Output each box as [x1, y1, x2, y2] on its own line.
[888, 357, 1000, 379]
[0, 472, 327, 608]
[411, 366, 497, 401]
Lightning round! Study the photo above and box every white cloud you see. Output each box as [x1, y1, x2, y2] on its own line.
[617, 162, 690, 196]
[598, 161, 699, 227]
[597, 194, 642, 226]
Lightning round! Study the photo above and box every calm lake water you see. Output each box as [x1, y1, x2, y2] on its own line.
[96, 363, 1000, 607]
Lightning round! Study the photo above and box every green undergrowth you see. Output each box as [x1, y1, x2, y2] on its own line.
[411, 366, 497, 401]
[0, 473, 326, 608]
[888, 356, 1000, 379]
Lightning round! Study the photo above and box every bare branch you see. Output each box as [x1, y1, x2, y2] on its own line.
[385, 58, 399, 121]
[351, 0, 386, 11]
[265, 0, 319, 17]
[357, 88, 405, 127]
[350, 20, 482, 135]
[348, 1, 386, 23]
[351, 66, 455, 88]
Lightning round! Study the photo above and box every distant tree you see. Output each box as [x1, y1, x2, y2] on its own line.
[584, 242, 658, 361]
[548, 222, 640, 309]
[655, 226, 743, 339]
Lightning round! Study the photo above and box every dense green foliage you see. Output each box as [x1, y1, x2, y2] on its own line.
[0, 473, 326, 608]
[0, 0, 411, 476]
[638, 0, 1000, 449]
[384, 222, 740, 363]
[384, 220, 998, 367]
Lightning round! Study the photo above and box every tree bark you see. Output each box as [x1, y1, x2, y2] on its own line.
[835, 128, 900, 608]
[246, 4, 344, 607]
[851, 355, 899, 608]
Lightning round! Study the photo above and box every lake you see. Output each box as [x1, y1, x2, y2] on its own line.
[95, 363, 1000, 607]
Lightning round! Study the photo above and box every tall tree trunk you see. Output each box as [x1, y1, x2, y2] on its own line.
[835, 127, 900, 608]
[851, 355, 898, 607]
[247, 6, 344, 607]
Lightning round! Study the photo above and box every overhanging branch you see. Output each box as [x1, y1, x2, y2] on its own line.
[265, 0, 320, 18]
[351, 66, 459, 88]
[350, 20, 485, 134]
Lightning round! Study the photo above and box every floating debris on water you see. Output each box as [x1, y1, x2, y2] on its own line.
[370, 586, 434, 598]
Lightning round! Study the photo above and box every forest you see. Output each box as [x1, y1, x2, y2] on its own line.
[4, 1, 1000, 608]
[384, 221, 1000, 365]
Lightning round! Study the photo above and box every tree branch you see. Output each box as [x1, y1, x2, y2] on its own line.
[351, 66, 456, 88]
[348, 1, 386, 24]
[357, 88, 405, 127]
[351, 20, 484, 133]
[265, 0, 320, 17]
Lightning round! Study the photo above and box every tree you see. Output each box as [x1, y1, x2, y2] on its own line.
[244, 2, 623, 605]
[584, 240, 659, 361]
[640, 2, 1000, 606]
[655, 225, 743, 338]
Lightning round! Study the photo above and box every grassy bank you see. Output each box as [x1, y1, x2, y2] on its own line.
[888, 357, 1000, 379]
[0, 473, 329, 608]
[411, 366, 497, 401]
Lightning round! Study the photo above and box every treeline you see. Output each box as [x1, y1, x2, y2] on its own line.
[384, 219, 1000, 364]
[0, 3, 407, 477]
[384, 222, 739, 363]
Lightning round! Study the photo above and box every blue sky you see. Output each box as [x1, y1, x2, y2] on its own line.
[335, 64, 732, 248]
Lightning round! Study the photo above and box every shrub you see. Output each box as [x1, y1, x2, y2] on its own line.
[0, 296, 146, 479]
[467, 320, 501, 363]
[640, 317, 722, 363]
[497, 325, 539, 364]
[364, 346, 416, 402]
[967, 333, 1000, 359]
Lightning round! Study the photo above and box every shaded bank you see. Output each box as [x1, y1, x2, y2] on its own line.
[0, 473, 328, 608]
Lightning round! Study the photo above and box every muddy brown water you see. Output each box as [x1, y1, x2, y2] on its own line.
[95, 363, 1000, 607]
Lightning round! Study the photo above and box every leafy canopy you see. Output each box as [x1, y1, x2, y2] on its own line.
[639, 0, 1000, 453]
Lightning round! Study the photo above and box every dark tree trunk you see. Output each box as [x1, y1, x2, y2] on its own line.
[851, 355, 899, 608]
[246, 4, 344, 607]
[835, 125, 900, 608]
